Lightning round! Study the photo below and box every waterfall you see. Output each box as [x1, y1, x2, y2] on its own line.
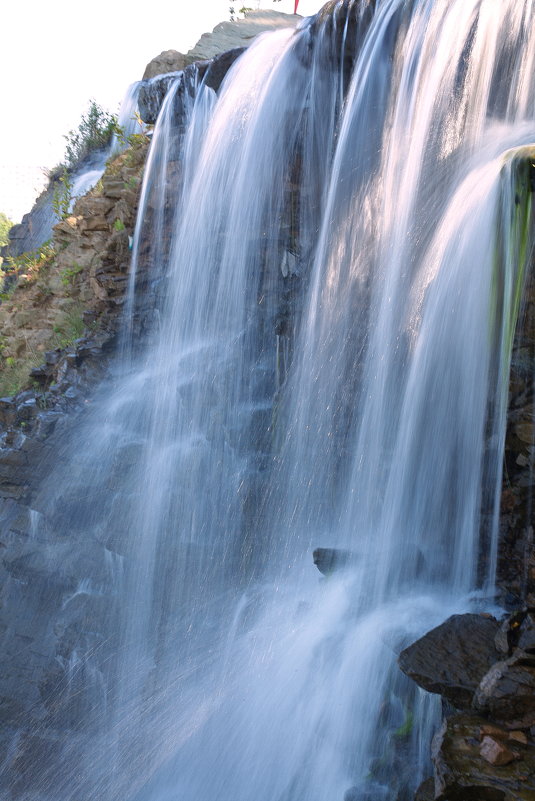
[3, 1, 535, 799]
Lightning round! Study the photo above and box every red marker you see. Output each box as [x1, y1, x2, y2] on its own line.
[294, 0, 299, 12]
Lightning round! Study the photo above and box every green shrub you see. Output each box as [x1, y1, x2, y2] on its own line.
[52, 168, 73, 221]
[0, 212, 13, 248]
[1, 242, 56, 294]
[63, 100, 117, 171]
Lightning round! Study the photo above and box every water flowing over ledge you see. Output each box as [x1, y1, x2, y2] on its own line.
[0, 1, 534, 800]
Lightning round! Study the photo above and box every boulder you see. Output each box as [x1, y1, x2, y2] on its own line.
[143, 50, 188, 80]
[398, 613, 500, 709]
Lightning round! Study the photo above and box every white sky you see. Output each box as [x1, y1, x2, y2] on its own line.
[0, 0, 323, 222]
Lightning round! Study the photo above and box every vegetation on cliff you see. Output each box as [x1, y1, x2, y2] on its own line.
[57, 99, 117, 174]
[0, 134, 148, 398]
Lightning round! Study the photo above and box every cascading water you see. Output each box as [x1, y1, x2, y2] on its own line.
[2, 1, 535, 799]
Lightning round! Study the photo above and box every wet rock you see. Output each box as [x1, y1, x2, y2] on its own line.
[203, 47, 246, 93]
[398, 614, 500, 709]
[415, 777, 435, 801]
[432, 713, 535, 801]
[517, 613, 535, 653]
[313, 547, 355, 575]
[138, 49, 245, 126]
[0, 398, 17, 426]
[474, 650, 535, 728]
[495, 611, 528, 655]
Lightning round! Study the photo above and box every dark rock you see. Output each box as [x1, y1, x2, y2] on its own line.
[415, 777, 435, 801]
[343, 787, 383, 801]
[517, 614, 535, 653]
[313, 547, 355, 575]
[138, 48, 245, 125]
[138, 71, 187, 126]
[204, 47, 246, 93]
[432, 713, 535, 801]
[495, 611, 528, 655]
[398, 614, 500, 709]
[474, 650, 535, 728]
[0, 398, 17, 426]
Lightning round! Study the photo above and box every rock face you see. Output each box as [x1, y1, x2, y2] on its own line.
[432, 714, 535, 801]
[496, 253, 535, 606]
[1, 187, 55, 260]
[0, 136, 148, 400]
[400, 610, 535, 800]
[398, 614, 501, 709]
[474, 651, 535, 728]
[495, 156, 535, 606]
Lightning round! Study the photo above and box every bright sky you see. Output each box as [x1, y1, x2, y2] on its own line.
[0, 0, 323, 222]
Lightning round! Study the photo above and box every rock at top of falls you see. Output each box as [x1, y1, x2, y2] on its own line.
[398, 614, 501, 709]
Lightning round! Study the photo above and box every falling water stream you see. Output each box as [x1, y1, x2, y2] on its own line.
[5, 0, 535, 799]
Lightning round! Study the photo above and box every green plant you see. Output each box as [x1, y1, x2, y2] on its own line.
[0, 212, 13, 254]
[51, 305, 85, 348]
[0, 351, 43, 397]
[60, 262, 84, 288]
[1, 242, 56, 294]
[63, 100, 117, 171]
[393, 711, 414, 738]
[52, 168, 73, 221]
[113, 218, 125, 232]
